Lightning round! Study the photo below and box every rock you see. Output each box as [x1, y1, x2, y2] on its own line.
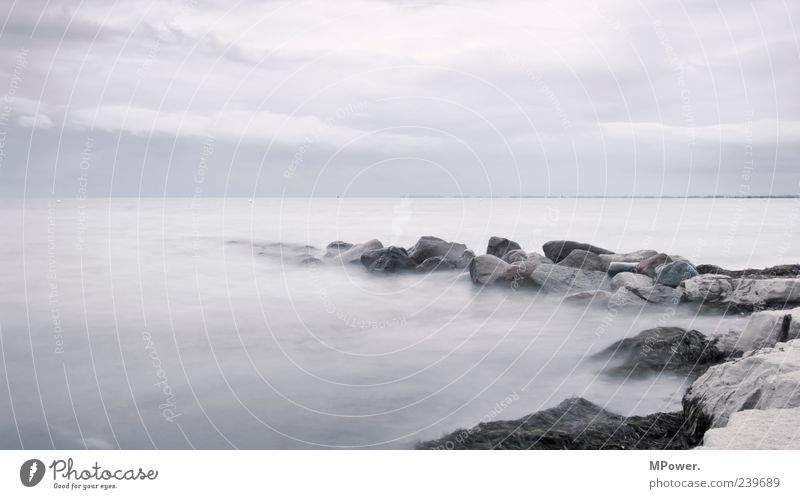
[324, 241, 353, 257]
[558, 249, 608, 272]
[456, 249, 476, 268]
[608, 287, 648, 309]
[683, 339, 800, 442]
[407, 236, 469, 265]
[486, 236, 521, 259]
[696, 263, 800, 279]
[700, 407, 800, 449]
[468, 255, 511, 285]
[636, 253, 673, 278]
[416, 397, 690, 450]
[726, 307, 800, 353]
[611, 272, 654, 291]
[542, 240, 614, 263]
[682, 275, 800, 310]
[607, 261, 639, 276]
[631, 284, 684, 304]
[360, 246, 416, 273]
[598, 327, 725, 376]
[529, 263, 611, 294]
[331, 239, 383, 264]
[524, 252, 554, 266]
[655, 260, 699, 287]
[598, 249, 659, 266]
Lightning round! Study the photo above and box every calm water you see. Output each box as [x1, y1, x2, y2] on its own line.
[1, 197, 797, 449]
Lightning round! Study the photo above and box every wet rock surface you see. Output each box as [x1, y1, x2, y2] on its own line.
[542, 240, 614, 263]
[417, 397, 690, 450]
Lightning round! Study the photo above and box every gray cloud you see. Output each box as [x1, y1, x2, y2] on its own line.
[0, 0, 798, 197]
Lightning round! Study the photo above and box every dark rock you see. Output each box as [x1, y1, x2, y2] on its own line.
[330, 239, 383, 264]
[598, 327, 725, 376]
[636, 253, 673, 278]
[558, 249, 608, 272]
[417, 397, 690, 450]
[407, 236, 469, 265]
[360, 246, 416, 273]
[655, 261, 699, 287]
[486, 237, 521, 259]
[468, 254, 510, 285]
[416, 256, 457, 272]
[542, 240, 614, 263]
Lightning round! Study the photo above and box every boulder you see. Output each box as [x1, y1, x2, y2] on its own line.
[611, 272, 654, 291]
[598, 327, 725, 376]
[486, 236, 521, 259]
[683, 339, 800, 442]
[682, 275, 800, 310]
[324, 241, 354, 258]
[529, 263, 611, 294]
[524, 252, 554, 266]
[724, 307, 800, 353]
[607, 261, 639, 276]
[636, 253, 673, 278]
[700, 407, 800, 449]
[542, 240, 614, 263]
[360, 246, 416, 273]
[416, 397, 690, 450]
[468, 255, 511, 285]
[655, 260, 699, 287]
[598, 249, 659, 266]
[608, 287, 648, 309]
[407, 236, 469, 265]
[558, 249, 608, 272]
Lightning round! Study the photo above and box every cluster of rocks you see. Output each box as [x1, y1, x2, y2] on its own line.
[418, 307, 800, 450]
[251, 235, 800, 449]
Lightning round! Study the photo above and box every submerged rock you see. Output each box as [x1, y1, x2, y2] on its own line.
[486, 236, 522, 259]
[683, 339, 800, 442]
[655, 260, 699, 287]
[324, 241, 354, 258]
[542, 240, 614, 263]
[700, 407, 800, 449]
[417, 397, 690, 450]
[329, 239, 383, 264]
[598, 327, 725, 376]
[529, 264, 611, 294]
[360, 246, 416, 273]
[563, 290, 614, 306]
[558, 249, 608, 272]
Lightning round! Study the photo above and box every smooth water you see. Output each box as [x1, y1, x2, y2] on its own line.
[1, 197, 797, 449]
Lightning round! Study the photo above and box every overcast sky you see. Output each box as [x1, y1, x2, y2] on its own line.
[0, 0, 798, 197]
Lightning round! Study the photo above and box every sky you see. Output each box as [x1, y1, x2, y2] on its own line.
[0, 0, 798, 197]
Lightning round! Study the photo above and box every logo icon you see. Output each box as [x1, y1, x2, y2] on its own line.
[20, 459, 45, 487]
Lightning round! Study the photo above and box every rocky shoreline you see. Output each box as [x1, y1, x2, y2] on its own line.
[255, 235, 800, 449]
